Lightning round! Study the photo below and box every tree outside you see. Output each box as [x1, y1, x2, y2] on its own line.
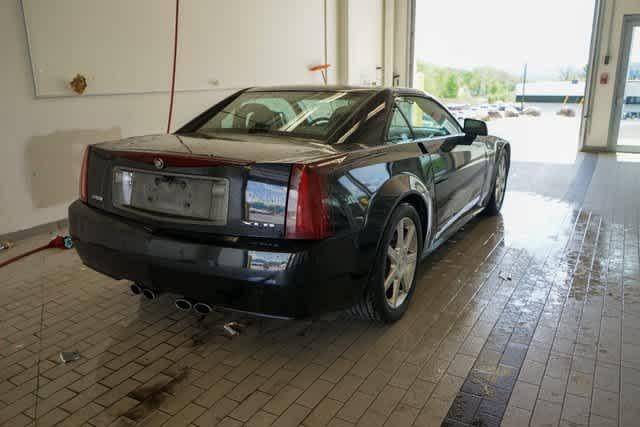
[417, 61, 518, 103]
[416, 61, 593, 105]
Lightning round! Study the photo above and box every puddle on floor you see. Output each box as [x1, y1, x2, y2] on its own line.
[499, 191, 575, 257]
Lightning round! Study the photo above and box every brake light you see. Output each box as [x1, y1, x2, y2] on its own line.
[79, 146, 91, 202]
[285, 164, 332, 239]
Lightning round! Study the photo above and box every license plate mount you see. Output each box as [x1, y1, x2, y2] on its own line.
[113, 168, 229, 224]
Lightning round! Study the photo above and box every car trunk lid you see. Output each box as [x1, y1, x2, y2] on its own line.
[85, 143, 298, 239]
[98, 133, 340, 164]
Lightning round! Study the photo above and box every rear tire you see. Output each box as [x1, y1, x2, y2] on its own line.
[484, 150, 508, 216]
[351, 203, 422, 322]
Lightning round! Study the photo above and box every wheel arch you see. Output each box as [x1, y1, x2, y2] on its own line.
[362, 173, 434, 266]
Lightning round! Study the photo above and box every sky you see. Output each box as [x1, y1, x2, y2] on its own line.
[414, 0, 597, 80]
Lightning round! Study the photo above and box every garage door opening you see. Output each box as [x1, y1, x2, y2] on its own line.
[412, 0, 597, 164]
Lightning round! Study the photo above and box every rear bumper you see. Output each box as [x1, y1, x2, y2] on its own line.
[68, 201, 367, 318]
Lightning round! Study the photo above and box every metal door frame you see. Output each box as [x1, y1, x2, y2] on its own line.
[608, 14, 640, 153]
[580, 0, 604, 151]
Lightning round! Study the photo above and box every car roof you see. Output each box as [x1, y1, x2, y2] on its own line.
[246, 85, 384, 93]
[244, 85, 433, 98]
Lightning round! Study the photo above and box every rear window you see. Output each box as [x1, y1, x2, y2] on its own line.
[194, 91, 370, 140]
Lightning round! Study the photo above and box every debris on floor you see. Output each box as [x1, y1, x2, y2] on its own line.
[482, 233, 496, 247]
[499, 271, 512, 281]
[223, 324, 239, 337]
[59, 351, 81, 363]
[223, 321, 245, 338]
[0, 241, 12, 252]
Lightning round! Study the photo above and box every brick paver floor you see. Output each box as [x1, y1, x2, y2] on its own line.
[1, 153, 639, 426]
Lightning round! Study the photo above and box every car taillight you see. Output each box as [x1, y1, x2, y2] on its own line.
[79, 146, 91, 202]
[285, 164, 332, 240]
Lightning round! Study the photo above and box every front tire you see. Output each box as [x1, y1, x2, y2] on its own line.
[484, 150, 508, 216]
[351, 203, 422, 322]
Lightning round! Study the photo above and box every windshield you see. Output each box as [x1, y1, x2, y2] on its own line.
[194, 91, 370, 140]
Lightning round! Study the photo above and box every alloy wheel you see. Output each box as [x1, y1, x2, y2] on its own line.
[384, 217, 418, 309]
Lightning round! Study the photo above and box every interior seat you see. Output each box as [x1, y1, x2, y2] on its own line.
[233, 103, 283, 130]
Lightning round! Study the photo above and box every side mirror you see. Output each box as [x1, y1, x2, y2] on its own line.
[462, 118, 488, 143]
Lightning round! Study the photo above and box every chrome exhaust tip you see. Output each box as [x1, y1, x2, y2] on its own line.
[142, 288, 157, 300]
[174, 298, 192, 312]
[130, 283, 142, 295]
[193, 302, 213, 315]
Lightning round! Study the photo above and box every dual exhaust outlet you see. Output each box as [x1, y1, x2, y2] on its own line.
[130, 283, 157, 300]
[175, 298, 213, 315]
[130, 284, 212, 315]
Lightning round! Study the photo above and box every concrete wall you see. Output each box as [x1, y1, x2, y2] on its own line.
[585, 0, 640, 149]
[0, 0, 391, 236]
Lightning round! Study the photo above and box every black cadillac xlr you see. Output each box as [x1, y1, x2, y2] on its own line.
[69, 86, 510, 322]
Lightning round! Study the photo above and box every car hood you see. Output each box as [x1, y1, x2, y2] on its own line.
[96, 133, 344, 164]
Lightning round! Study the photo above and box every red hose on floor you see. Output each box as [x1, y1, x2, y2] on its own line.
[166, 0, 180, 134]
[0, 236, 73, 269]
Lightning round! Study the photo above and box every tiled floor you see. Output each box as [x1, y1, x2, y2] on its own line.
[1, 152, 640, 427]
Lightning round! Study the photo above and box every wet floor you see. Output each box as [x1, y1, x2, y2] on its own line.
[0, 152, 639, 427]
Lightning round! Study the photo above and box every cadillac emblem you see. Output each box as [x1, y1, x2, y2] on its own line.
[153, 158, 165, 170]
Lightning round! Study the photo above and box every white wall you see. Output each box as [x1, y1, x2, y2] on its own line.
[346, 0, 384, 85]
[0, 0, 391, 236]
[393, 0, 413, 88]
[22, 0, 329, 96]
[585, 0, 640, 149]
[1, 0, 171, 235]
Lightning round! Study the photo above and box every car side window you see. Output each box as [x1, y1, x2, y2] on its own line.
[386, 103, 413, 144]
[398, 96, 462, 139]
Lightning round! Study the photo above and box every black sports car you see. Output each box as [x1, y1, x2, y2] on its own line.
[69, 86, 510, 322]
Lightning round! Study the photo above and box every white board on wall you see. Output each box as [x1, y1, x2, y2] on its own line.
[21, 0, 327, 97]
[176, 0, 326, 91]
